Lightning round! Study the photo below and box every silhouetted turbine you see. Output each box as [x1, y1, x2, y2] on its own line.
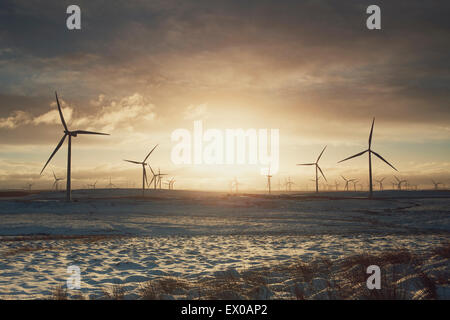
[40, 92, 109, 201]
[375, 177, 385, 191]
[297, 145, 328, 193]
[124, 144, 158, 196]
[338, 118, 397, 198]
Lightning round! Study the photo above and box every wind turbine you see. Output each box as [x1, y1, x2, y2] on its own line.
[334, 181, 340, 191]
[169, 177, 176, 190]
[148, 165, 158, 189]
[25, 182, 34, 191]
[156, 168, 167, 189]
[40, 92, 109, 201]
[233, 177, 242, 193]
[87, 180, 97, 190]
[106, 177, 116, 189]
[52, 170, 64, 191]
[341, 175, 353, 191]
[285, 177, 295, 192]
[375, 177, 385, 191]
[352, 179, 359, 192]
[297, 146, 327, 193]
[394, 176, 407, 190]
[124, 144, 158, 196]
[265, 167, 272, 194]
[338, 118, 397, 198]
[431, 179, 442, 190]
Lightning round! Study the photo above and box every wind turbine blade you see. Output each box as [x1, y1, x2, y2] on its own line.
[55, 92, 68, 131]
[368, 117, 375, 148]
[124, 160, 142, 165]
[316, 145, 327, 163]
[341, 175, 347, 182]
[317, 165, 327, 182]
[371, 150, 398, 171]
[148, 164, 155, 176]
[395, 176, 400, 182]
[52, 169, 57, 180]
[73, 130, 109, 135]
[149, 176, 155, 185]
[40, 134, 67, 175]
[144, 144, 159, 162]
[338, 149, 368, 163]
[297, 163, 315, 166]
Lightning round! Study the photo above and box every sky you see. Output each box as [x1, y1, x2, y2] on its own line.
[0, 0, 449, 191]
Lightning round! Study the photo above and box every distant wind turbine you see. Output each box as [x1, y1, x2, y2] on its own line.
[25, 182, 34, 191]
[265, 167, 272, 194]
[106, 177, 116, 189]
[169, 177, 176, 190]
[394, 176, 407, 190]
[338, 118, 397, 198]
[52, 170, 64, 191]
[155, 168, 167, 189]
[87, 180, 97, 190]
[375, 177, 385, 191]
[431, 179, 442, 190]
[285, 177, 295, 192]
[40, 92, 109, 201]
[233, 177, 242, 193]
[341, 175, 353, 191]
[297, 145, 327, 193]
[334, 181, 340, 191]
[124, 144, 158, 196]
[352, 179, 359, 192]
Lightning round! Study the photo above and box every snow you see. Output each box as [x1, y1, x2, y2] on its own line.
[0, 189, 449, 299]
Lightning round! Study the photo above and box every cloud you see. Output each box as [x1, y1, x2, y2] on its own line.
[0, 93, 156, 132]
[73, 93, 156, 132]
[183, 103, 209, 120]
[0, 110, 32, 128]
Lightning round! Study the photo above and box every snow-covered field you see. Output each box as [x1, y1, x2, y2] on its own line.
[0, 189, 449, 299]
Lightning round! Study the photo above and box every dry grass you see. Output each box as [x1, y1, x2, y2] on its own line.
[139, 277, 191, 299]
[432, 242, 450, 259]
[102, 284, 126, 300]
[50, 286, 68, 300]
[339, 248, 416, 270]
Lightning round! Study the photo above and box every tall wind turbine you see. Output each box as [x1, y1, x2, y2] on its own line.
[52, 170, 64, 191]
[338, 118, 397, 198]
[297, 146, 327, 193]
[40, 92, 109, 201]
[124, 144, 158, 196]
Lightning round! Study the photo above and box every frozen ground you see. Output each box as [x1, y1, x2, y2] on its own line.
[0, 189, 449, 299]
